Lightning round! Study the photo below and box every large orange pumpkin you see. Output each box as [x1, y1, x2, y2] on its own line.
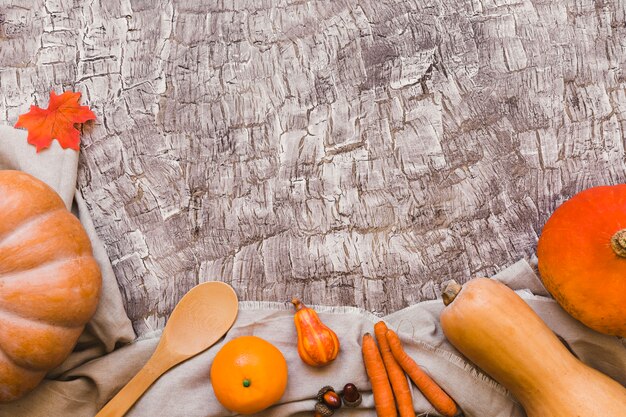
[537, 184, 626, 337]
[0, 170, 102, 401]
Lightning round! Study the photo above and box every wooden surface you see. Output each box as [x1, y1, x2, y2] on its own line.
[1, 0, 625, 335]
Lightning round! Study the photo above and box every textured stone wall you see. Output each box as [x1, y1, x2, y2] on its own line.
[1, 0, 625, 334]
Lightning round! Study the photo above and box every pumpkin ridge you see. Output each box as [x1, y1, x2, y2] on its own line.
[0, 210, 94, 276]
[0, 309, 84, 371]
[0, 252, 95, 283]
[0, 344, 39, 373]
[0, 255, 101, 327]
[0, 296, 90, 331]
[0, 255, 96, 281]
[0, 171, 65, 242]
[0, 208, 65, 246]
[0, 346, 46, 402]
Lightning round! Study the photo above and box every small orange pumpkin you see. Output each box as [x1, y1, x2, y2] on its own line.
[537, 184, 626, 337]
[291, 298, 340, 367]
[0, 170, 102, 401]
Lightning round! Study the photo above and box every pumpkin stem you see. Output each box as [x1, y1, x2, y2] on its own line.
[291, 298, 305, 311]
[611, 229, 626, 258]
[442, 280, 462, 306]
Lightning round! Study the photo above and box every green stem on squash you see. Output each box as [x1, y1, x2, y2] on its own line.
[611, 229, 626, 258]
[442, 280, 462, 306]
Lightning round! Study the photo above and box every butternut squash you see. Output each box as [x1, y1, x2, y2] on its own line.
[440, 278, 626, 417]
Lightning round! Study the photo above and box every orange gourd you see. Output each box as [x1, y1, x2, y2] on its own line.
[440, 278, 626, 417]
[291, 298, 340, 367]
[537, 184, 626, 337]
[0, 170, 102, 401]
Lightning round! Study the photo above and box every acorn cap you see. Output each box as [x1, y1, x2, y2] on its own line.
[342, 394, 362, 407]
[316, 386, 335, 403]
[315, 402, 334, 416]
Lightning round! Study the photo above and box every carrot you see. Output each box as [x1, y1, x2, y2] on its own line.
[362, 332, 398, 417]
[386, 329, 458, 417]
[374, 321, 416, 417]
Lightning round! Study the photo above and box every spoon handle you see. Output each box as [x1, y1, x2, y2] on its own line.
[95, 353, 173, 417]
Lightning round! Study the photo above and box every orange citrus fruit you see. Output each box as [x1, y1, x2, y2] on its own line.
[210, 335, 288, 414]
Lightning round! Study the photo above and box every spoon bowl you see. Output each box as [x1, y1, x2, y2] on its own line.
[96, 281, 238, 417]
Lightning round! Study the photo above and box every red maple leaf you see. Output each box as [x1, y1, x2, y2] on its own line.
[14, 91, 96, 152]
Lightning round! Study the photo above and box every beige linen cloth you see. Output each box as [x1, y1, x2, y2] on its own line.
[0, 124, 625, 417]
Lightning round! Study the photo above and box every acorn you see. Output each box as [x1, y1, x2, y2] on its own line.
[316, 386, 335, 403]
[341, 383, 362, 407]
[315, 402, 334, 416]
[323, 390, 342, 409]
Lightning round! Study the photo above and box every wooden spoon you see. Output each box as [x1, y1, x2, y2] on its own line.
[96, 281, 239, 417]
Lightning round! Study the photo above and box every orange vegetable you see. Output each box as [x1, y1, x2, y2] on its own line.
[291, 298, 340, 367]
[362, 333, 397, 417]
[0, 171, 102, 402]
[386, 329, 458, 417]
[440, 278, 626, 417]
[537, 184, 626, 337]
[374, 322, 415, 417]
